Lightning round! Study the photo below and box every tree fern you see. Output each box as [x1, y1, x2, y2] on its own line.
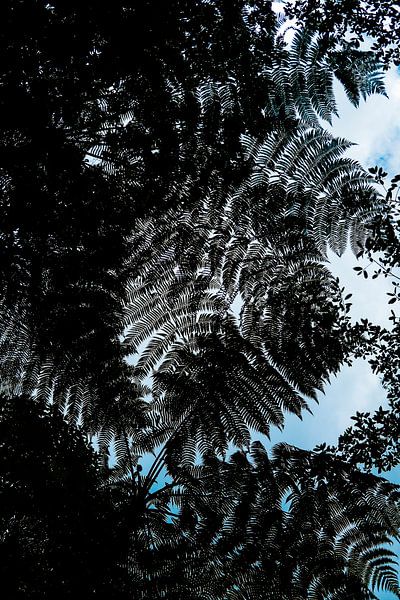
[110, 440, 400, 598]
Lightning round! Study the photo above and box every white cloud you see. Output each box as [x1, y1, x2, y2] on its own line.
[271, 1, 284, 11]
[327, 248, 393, 327]
[309, 67, 400, 437]
[265, 63, 400, 449]
[329, 67, 400, 176]
[269, 359, 388, 449]
[329, 360, 387, 432]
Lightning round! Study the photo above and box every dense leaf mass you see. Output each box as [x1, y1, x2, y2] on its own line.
[286, 0, 400, 67]
[0, 395, 130, 598]
[1, 1, 400, 598]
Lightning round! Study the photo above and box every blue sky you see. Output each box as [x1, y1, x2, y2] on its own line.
[273, 57, 400, 600]
[274, 66, 400, 461]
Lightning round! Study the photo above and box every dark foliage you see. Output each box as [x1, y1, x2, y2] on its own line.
[286, 0, 400, 67]
[103, 441, 400, 598]
[0, 395, 130, 599]
[0, 0, 280, 421]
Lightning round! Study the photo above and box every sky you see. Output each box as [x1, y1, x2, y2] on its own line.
[270, 67, 400, 452]
[269, 52, 400, 600]
[131, 13, 400, 467]
[268, 0, 400, 456]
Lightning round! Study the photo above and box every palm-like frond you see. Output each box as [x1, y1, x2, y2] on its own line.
[0, 11, 386, 436]
[121, 120, 379, 463]
[112, 441, 399, 599]
[266, 28, 385, 125]
[330, 49, 387, 107]
[151, 321, 308, 464]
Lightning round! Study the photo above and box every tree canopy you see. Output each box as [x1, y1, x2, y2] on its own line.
[1, 1, 400, 598]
